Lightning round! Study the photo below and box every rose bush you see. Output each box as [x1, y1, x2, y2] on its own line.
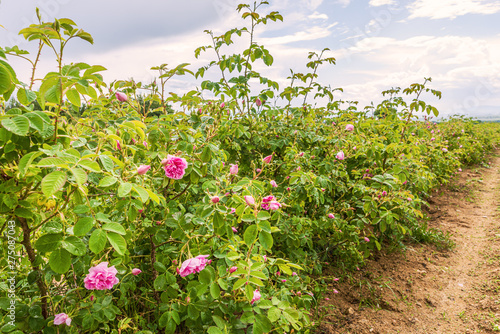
[0, 2, 499, 334]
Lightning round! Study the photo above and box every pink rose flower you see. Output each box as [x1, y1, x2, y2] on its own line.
[269, 200, 281, 211]
[270, 180, 278, 188]
[328, 213, 335, 219]
[381, 191, 387, 196]
[220, 102, 225, 108]
[251, 289, 261, 304]
[333, 289, 339, 294]
[263, 255, 267, 262]
[132, 268, 142, 276]
[262, 195, 281, 210]
[345, 124, 354, 131]
[244, 195, 255, 206]
[299, 152, 304, 157]
[179, 255, 210, 277]
[115, 91, 128, 102]
[287, 187, 291, 191]
[256, 98, 262, 107]
[163, 155, 188, 179]
[336, 151, 345, 160]
[229, 266, 237, 273]
[116, 140, 121, 151]
[230, 208, 236, 214]
[54, 313, 72, 326]
[263, 155, 273, 164]
[230, 164, 238, 175]
[211, 196, 220, 204]
[84, 262, 119, 290]
[256, 168, 261, 173]
[137, 165, 151, 175]
[232, 226, 238, 233]
[431, 138, 435, 141]
[364, 237, 370, 242]
[276, 271, 281, 276]
[281, 279, 287, 283]
[292, 272, 297, 276]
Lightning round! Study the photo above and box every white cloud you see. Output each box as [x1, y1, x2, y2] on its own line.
[335, 0, 351, 7]
[259, 24, 337, 45]
[408, 0, 500, 20]
[308, 11, 329, 20]
[369, 0, 396, 6]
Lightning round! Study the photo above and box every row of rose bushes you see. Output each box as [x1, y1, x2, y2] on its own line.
[1, 86, 499, 334]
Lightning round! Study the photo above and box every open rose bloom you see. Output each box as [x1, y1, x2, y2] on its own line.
[162, 155, 188, 179]
[262, 195, 281, 210]
[179, 255, 210, 277]
[54, 313, 72, 326]
[84, 262, 119, 290]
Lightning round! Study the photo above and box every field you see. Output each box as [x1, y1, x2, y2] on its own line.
[1, 2, 500, 333]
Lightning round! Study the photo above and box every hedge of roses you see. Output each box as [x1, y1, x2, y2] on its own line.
[1, 2, 500, 334]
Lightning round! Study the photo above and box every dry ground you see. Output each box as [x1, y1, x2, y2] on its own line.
[316, 152, 500, 334]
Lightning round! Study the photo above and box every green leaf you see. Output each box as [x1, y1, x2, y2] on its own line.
[200, 146, 212, 162]
[233, 278, 247, 291]
[98, 176, 117, 187]
[117, 182, 132, 197]
[199, 269, 212, 284]
[89, 229, 107, 254]
[18, 151, 43, 177]
[37, 157, 67, 167]
[41, 171, 67, 197]
[99, 155, 114, 172]
[106, 232, 127, 255]
[17, 88, 37, 105]
[66, 88, 81, 107]
[74, 217, 94, 236]
[254, 314, 273, 334]
[1, 115, 30, 136]
[78, 159, 101, 172]
[0, 61, 15, 94]
[241, 213, 255, 222]
[256, 211, 270, 220]
[61, 236, 86, 256]
[243, 225, 258, 247]
[259, 231, 273, 250]
[154, 274, 167, 290]
[133, 185, 149, 203]
[102, 223, 126, 235]
[207, 327, 223, 334]
[49, 248, 71, 274]
[210, 282, 220, 299]
[35, 234, 63, 253]
[70, 167, 87, 186]
[268, 307, 281, 323]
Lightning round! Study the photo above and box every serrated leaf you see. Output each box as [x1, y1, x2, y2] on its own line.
[243, 225, 258, 247]
[106, 232, 126, 255]
[74, 217, 94, 236]
[70, 167, 87, 186]
[49, 248, 71, 274]
[41, 171, 67, 197]
[61, 236, 86, 256]
[35, 234, 63, 253]
[66, 88, 81, 107]
[78, 159, 101, 172]
[89, 229, 107, 254]
[99, 155, 114, 172]
[117, 182, 132, 197]
[259, 231, 273, 250]
[98, 176, 117, 187]
[18, 151, 43, 177]
[133, 184, 149, 203]
[1, 115, 30, 136]
[102, 223, 126, 235]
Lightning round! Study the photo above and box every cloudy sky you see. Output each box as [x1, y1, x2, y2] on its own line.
[1, 0, 499, 118]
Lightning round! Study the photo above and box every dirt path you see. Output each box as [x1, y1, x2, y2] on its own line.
[317, 152, 500, 333]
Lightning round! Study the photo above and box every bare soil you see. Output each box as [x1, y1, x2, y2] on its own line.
[316, 153, 500, 334]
